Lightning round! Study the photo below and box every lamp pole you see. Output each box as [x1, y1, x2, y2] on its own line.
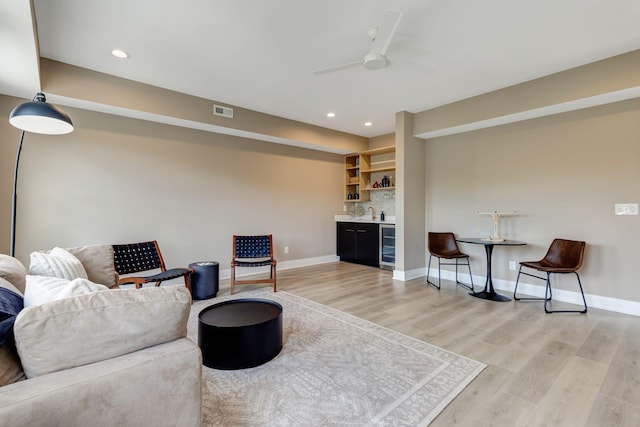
[9, 131, 26, 257]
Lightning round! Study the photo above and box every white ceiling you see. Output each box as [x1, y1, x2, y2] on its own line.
[4, 0, 640, 138]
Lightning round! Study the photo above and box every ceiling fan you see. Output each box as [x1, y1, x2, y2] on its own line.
[313, 9, 403, 75]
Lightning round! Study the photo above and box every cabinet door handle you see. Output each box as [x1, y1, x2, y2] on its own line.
[356, 229, 366, 233]
[346, 229, 355, 232]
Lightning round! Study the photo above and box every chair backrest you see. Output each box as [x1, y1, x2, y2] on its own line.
[113, 241, 165, 275]
[542, 238, 585, 270]
[427, 232, 459, 256]
[233, 235, 273, 259]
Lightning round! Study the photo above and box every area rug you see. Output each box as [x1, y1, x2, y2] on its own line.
[187, 290, 486, 426]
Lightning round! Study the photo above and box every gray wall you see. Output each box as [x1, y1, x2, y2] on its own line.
[0, 95, 344, 273]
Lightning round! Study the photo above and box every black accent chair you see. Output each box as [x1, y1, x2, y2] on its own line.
[113, 241, 193, 291]
[513, 238, 587, 313]
[426, 232, 474, 292]
[230, 235, 277, 295]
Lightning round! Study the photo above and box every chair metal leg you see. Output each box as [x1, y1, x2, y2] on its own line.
[427, 255, 475, 291]
[455, 259, 459, 283]
[466, 259, 475, 294]
[513, 266, 552, 301]
[545, 272, 588, 314]
[453, 257, 474, 292]
[426, 255, 440, 290]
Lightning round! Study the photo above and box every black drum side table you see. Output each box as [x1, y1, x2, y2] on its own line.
[188, 261, 219, 300]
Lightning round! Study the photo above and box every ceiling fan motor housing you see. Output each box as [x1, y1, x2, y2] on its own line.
[363, 52, 387, 70]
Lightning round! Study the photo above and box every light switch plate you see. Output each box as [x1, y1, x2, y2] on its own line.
[615, 203, 638, 215]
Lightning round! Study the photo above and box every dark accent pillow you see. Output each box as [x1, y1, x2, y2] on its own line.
[0, 287, 24, 347]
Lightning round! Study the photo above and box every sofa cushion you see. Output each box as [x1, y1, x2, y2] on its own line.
[14, 286, 192, 378]
[23, 275, 109, 308]
[0, 277, 26, 386]
[29, 247, 88, 280]
[0, 339, 26, 386]
[0, 255, 27, 294]
[66, 244, 118, 288]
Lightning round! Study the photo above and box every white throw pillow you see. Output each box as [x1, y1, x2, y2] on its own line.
[29, 247, 89, 280]
[23, 275, 109, 308]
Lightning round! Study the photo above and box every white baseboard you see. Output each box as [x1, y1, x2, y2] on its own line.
[424, 268, 640, 317]
[392, 267, 425, 281]
[220, 255, 339, 279]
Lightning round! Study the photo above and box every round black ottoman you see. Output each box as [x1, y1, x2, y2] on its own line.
[198, 298, 283, 370]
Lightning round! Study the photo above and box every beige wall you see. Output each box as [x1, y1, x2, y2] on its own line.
[0, 95, 344, 271]
[424, 98, 640, 303]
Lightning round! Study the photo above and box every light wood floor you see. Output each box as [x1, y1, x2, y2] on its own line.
[222, 261, 640, 426]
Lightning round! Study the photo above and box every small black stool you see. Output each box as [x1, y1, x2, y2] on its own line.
[188, 261, 219, 300]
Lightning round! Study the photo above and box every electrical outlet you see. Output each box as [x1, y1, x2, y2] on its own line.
[343, 205, 347, 212]
[284, 246, 289, 255]
[509, 261, 516, 271]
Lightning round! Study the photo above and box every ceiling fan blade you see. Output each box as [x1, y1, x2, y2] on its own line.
[312, 60, 362, 75]
[370, 9, 402, 55]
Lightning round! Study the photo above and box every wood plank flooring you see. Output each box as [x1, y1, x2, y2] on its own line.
[219, 261, 640, 426]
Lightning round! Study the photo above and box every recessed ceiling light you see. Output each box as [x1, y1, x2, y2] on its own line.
[326, 112, 335, 118]
[364, 121, 373, 127]
[111, 49, 129, 59]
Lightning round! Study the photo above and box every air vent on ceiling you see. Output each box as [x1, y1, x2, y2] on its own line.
[213, 104, 233, 119]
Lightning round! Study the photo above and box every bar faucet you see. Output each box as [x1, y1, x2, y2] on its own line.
[368, 206, 376, 220]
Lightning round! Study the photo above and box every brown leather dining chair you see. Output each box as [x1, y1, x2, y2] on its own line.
[426, 232, 474, 291]
[513, 238, 587, 313]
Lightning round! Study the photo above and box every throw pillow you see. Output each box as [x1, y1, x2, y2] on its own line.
[29, 247, 89, 280]
[0, 286, 23, 346]
[14, 286, 191, 378]
[23, 275, 109, 308]
[66, 244, 119, 288]
[0, 254, 27, 294]
[0, 277, 26, 386]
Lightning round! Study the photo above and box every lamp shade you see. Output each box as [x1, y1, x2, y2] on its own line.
[9, 93, 74, 135]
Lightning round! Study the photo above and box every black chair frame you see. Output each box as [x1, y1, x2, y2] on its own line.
[514, 268, 587, 313]
[427, 255, 474, 292]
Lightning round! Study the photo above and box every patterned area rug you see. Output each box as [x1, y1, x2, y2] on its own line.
[187, 290, 485, 426]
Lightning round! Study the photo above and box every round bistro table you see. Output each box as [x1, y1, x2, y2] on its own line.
[198, 298, 283, 370]
[457, 238, 527, 302]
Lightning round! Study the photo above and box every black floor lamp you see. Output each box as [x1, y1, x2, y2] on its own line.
[8, 92, 74, 256]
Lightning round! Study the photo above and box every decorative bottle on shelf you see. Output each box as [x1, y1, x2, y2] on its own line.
[381, 176, 389, 187]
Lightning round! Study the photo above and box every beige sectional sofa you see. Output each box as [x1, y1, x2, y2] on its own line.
[0, 245, 202, 426]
